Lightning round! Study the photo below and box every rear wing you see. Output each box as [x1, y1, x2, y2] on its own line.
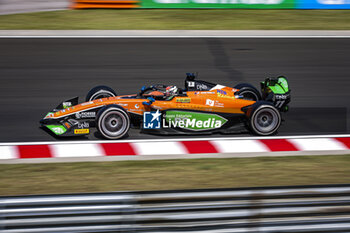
[261, 76, 291, 112]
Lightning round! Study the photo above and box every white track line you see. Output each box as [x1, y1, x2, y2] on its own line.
[0, 146, 18, 160]
[212, 139, 268, 153]
[51, 144, 105, 157]
[289, 138, 348, 151]
[132, 141, 187, 155]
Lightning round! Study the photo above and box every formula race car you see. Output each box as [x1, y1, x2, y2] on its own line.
[40, 73, 291, 139]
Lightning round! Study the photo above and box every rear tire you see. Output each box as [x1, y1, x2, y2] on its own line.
[96, 105, 130, 139]
[249, 104, 281, 136]
[234, 83, 261, 101]
[86, 85, 117, 102]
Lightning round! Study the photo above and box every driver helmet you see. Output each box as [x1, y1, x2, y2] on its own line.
[165, 86, 178, 97]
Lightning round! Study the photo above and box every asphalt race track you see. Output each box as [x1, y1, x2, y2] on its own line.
[0, 38, 349, 142]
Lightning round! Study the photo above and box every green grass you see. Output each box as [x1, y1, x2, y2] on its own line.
[1, 154, 350, 196]
[0, 9, 349, 30]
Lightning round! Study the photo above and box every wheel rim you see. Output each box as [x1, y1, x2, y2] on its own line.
[254, 108, 279, 133]
[239, 90, 258, 101]
[100, 111, 127, 137]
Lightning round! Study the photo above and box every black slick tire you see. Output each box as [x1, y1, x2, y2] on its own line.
[96, 105, 130, 139]
[234, 83, 261, 101]
[249, 104, 281, 136]
[86, 85, 117, 102]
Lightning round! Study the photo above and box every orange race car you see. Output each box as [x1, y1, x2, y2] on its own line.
[40, 73, 291, 139]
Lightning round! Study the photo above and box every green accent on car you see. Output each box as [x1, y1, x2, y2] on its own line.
[45, 112, 54, 118]
[46, 125, 67, 135]
[278, 76, 289, 92]
[62, 102, 71, 109]
[164, 111, 227, 131]
[268, 77, 289, 94]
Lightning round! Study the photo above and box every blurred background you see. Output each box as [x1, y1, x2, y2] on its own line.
[0, 1, 350, 232]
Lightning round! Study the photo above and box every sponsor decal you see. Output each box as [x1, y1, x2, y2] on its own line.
[197, 83, 208, 90]
[75, 112, 96, 119]
[81, 101, 94, 106]
[188, 81, 195, 87]
[215, 102, 224, 107]
[176, 98, 191, 103]
[217, 90, 235, 100]
[217, 89, 227, 95]
[274, 94, 289, 108]
[195, 91, 216, 95]
[62, 102, 72, 109]
[206, 99, 215, 106]
[78, 122, 89, 129]
[52, 127, 65, 134]
[217, 93, 235, 99]
[46, 125, 67, 135]
[135, 104, 140, 109]
[143, 110, 161, 129]
[164, 111, 227, 131]
[205, 99, 224, 107]
[275, 94, 288, 100]
[143, 110, 227, 131]
[74, 129, 89, 134]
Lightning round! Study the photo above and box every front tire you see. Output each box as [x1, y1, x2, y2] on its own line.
[96, 105, 130, 139]
[86, 85, 117, 102]
[249, 104, 281, 136]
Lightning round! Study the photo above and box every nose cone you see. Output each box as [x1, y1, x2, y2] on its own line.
[39, 118, 47, 124]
